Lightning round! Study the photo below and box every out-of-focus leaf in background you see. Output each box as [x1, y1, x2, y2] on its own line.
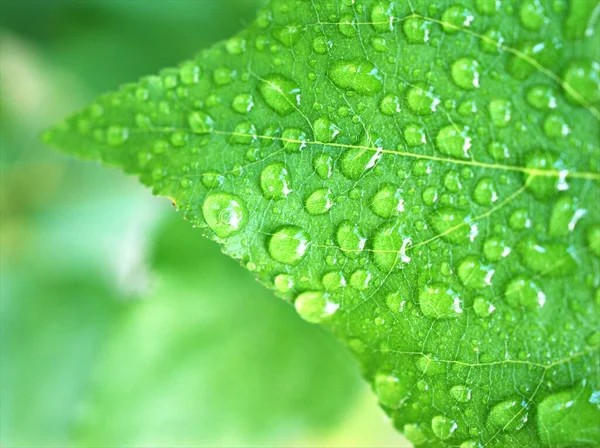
[0, 1, 406, 446]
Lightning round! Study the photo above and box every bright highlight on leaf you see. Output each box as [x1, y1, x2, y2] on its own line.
[44, 0, 600, 446]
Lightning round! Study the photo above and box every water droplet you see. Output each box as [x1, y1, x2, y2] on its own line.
[322, 271, 346, 290]
[432, 415, 458, 440]
[518, 237, 576, 277]
[371, 1, 395, 33]
[230, 121, 257, 145]
[489, 99, 512, 128]
[406, 82, 440, 115]
[295, 291, 338, 323]
[380, 94, 401, 115]
[524, 150, 559, 200]
[328, 60, 383, 95]
[370, 184, 405, 218]
[526, 85, 558, 110]
[587, 225, 600, 257]
[338, 14, 357, 37]
[488, 142, 511, 161]
[225, 36, 247, 55]
[473, 177, 499, 205]
[403, 424, 428, 445]
[504, 276, 546, 309]
[549, 196, 586, 237]
[275, 23, 301, 47]
[452, 58, 481, 90]
[484, 236, 511, 261]
[340, 145, 383, 180]
[419, 283, 463, 319]
[350, 270, 372, 290]
[372, 223, 412, 271]
[260, 163, 292, 200]
[476, 0, 499, 15]
[473, 296, 496, 317]
[179, 61, 201, 85]
[481, 27, 505, 53]
[336, 221, 367, 258]
[213, 66, 235, 86]
[543, 114, 570, 138]
[305, 188, 334, 215]
[188, 111, 214, 134]
[374, 372, 408, 409]
[402, 16, 432, 43]
[201, 172, 224, 189]
[509, 209, 531, 230]
[458, 256, 494, 288]
[202, 192, 248, 238]
[429, 207, 471, 244]
[450, 385, 472, 402]
[268, 226, 310, 265]
[274, 273, 294, 293]
[258, 74, 301, 116]
[508, 40, 562, 80]
[441, 5, 474, 33]
[487, 398, 529, 432]
[232, 93, 254, 114]
[313, 154, 333, 179]
[313, 116, 340, 143]
[436, 124, 472, 159]
[537, 383, 600, 446]
[404, 123, 427, 147]
[313, 36, 331, 54]
[282, 128, 308, 152]
[106, 126, 129, 146]
[520, 0, 548, 30]
[563, 59, 600, 104]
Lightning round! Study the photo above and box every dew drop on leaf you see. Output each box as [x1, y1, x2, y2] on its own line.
[487, 398, 529, 432]
[419, 283, 463, 319]
[258, 73, 301, 116]
[294, 291, 338, 323]
[327, 60, 383, 95]
[336, 221, 367, 259]
[405, 82, 439, 115]
[304, 188, 334, 215]
[504, 276, 546, 309]
[431, 415, 458, 440]
[436, 125, 472, 159]
[374, 372, 408, 409]
[202, 192, 248, 238]
[370, 184, 404, 218]
[260, 162, 292, 200]
[188, 111, 214, 134]
[451, 58, 481, 90]
[268, 226, 310, 265]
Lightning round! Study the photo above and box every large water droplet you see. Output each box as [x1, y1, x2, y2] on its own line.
[340, 146, 383, 180]
[441, 5, 475, 33]
[487, 398, 529, 432]
[374, 372, 408, 409]
[549, 195, 586, 237]
[473, 177, 499, 205]
[537, 383, 600, 446]
[431, 415, 458, 440]
[313, 116, 340, 143]
[305, 188, 334, 215]
[260, 162, 292, 200]
[403, 424, 428, 445]
[258, 74, 301, 116]
[457, 256, 495, 288]
[518, 237, 576, 277]
[370, 184, 405, 218]
[429, 207, 471, 244]
[313, 154, 333, 179]
[188, 111, 214, 134]
[452, 58, 481, 90]
[436, 125, 472, 159]
[328, 60, 383, 95]
[526, 85, 558, 110]
[372, 223, 412, 271]
[504, 276, 546, 309]
[336, 221, 367, 258]
[563, 59, 600, 106]
[419, 283, 463, 319]
[275, 23, 301, 47]
[371, 1, 395, 33]
[406, 82, 440, 115]
[268, 226, 310, 265]
[519, 0, 548, 30]
[202, 192, 248, 238]
[295, 291, 339, 323]
[402, 16, 432, 43]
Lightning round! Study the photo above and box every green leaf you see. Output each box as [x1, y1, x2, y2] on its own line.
[45, 0, 600, 446]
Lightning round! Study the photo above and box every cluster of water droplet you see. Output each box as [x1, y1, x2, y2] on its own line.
[46, 0, 600, 445]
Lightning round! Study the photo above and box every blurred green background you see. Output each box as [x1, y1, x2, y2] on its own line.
[0, 0, 407, 446]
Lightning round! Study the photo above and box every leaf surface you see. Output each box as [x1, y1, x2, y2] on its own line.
[45, 0, 600, 446]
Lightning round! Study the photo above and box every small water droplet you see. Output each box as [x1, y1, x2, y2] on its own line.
[380, 94, 402, 115]
[322, 271, 346, 290]
[504, 276, 546, 309]
[313, 116, 340, 142]
[441, 5, 475, 33]
[473, 296, 496, 317]
[487, 398, 529, 432]
[518, 237, 576, 276]
[432, 415, 458, 440]
[429, 207, 471, 244]
[313, 154, 333, 179]
[520, 0, 548, 30]
[275, 23, 301, 47]
[458, 256, 494, 288]
[232, 93, 254, 114]
[313, 35, 332, 54]
[526, 85, 558, 110]
[370, 184, 405, 218]
[336, 221, 367, 258]
[436, 124, 472, 159]
[402, 16, 432, 43]
[274, 273, 294, 293]
[406, 82, 440, 115]
[106, 126, 129, 146]
[371, 1, 395, 33]
[188, 111, 214, 134]
[404, 123, 427, 147]
[473, 177, 499, 205]
[484, 236, 511, 261]
[282, 128, 308, 152]
[489, 99, 512, 128]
